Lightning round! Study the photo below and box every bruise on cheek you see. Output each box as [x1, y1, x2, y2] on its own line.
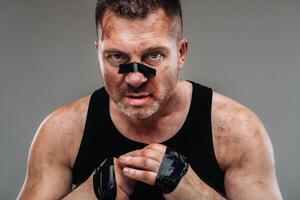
[160, 65, 176, 81]
[163, 65, 169, 70]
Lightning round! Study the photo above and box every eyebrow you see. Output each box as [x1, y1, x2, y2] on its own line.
[103, 48, 124, 55]
[103, 45, 170, 56]
[144, 46, 170, 55]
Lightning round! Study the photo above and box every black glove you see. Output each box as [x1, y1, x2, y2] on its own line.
[155, 147, 189, 194]
[93, 157, 117, 200]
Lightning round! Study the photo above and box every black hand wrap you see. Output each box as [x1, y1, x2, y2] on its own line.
[93, 157, 117, 200]
[118, 62, 156, 77]
[155, 147, 189, 194]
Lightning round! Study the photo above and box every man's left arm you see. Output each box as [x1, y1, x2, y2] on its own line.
[221, 110, 283, 200]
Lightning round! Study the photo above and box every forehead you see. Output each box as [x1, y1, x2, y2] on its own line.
[99, 9, 174, 50]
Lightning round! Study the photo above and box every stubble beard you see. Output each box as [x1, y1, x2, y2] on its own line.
[113, 89, 173, 120]
[116, 100, 162, 120]
[110, 75, 178, 120]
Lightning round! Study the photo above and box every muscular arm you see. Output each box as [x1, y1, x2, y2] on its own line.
[212, 92, 282, 200]
[17, 116, 74, 199]
[223, 115, 282, 200]
[17, 96, 134, 200]
[17, 97, 98, 200]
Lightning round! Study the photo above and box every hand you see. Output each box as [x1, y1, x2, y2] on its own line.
[119, 144, 166, 186]
[119, 144, 205, 200]
[114, 158, 136, 200]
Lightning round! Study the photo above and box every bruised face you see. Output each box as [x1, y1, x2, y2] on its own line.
[96, 9, 188, 119]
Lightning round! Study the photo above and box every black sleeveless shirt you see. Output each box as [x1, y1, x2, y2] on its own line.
[72, 81, 225, 198]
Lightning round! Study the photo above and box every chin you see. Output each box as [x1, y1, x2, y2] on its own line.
[116, 101, 161, 120]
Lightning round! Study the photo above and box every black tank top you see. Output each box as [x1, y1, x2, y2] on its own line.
[72, 81, 225, 198]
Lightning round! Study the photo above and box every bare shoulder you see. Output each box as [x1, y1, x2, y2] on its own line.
[18, 95, 91, 199]
[211, 91, 272, 170]
[33, 95, 91, 168]
[211, 91, 282, 199]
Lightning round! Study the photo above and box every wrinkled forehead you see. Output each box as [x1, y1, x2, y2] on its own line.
[99, 9, 175, 43]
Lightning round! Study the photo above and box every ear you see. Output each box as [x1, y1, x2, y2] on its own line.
[178, 39, 188, 70]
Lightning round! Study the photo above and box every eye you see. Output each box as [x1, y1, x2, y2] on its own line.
[109, 53, 122, 61]
[143, 51, 165, 65]
[106, 53, 128, 64]
[148, 52, 163, 61]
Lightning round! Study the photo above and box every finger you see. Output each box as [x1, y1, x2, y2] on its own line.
[119, 156, 161, 172]
[122, 148, 163, 162]
[114, 158, 135, 195]
[144, 143, 167, 153]
[122, 167, 157, 186]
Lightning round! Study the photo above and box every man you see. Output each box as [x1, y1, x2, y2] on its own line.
[18, 0, 282, 199]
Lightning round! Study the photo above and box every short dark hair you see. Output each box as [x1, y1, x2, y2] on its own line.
[95, 0, 183, 40]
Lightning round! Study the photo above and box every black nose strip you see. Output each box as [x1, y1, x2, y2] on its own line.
[118, 63, 156, 77]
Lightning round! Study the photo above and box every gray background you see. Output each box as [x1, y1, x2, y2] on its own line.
[1, 0, 299, 199]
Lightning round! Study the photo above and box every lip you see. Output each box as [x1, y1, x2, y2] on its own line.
[124, 93, 151, 106]
[126, 93, 150, 98]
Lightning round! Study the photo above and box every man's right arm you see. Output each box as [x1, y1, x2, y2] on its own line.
[17, 125, 98, 200]
[17, 97, 99, 200]
[17, 97, 134, 200]
[17, 117, 74, 199]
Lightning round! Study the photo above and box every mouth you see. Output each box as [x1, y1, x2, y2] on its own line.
[126, 93, 150, 98]
[125, 93, 151, 106]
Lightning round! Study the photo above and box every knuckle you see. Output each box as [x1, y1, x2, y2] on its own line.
[140, 150, 146, 157]
[143, 149, 152, 157]
[148, 143, 158, 149]
[148, 143, 165, 152]
[142, 157, 149, 168]
[130, 169, 136, 177]
[144, 171, 152, 182]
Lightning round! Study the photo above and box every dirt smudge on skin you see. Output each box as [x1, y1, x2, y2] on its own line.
[211, 92, 263, 170]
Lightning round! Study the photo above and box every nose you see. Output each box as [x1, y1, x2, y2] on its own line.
[124, 72, 148, 88]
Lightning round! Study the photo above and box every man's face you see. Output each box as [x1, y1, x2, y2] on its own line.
[96, 9, 187, 119]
